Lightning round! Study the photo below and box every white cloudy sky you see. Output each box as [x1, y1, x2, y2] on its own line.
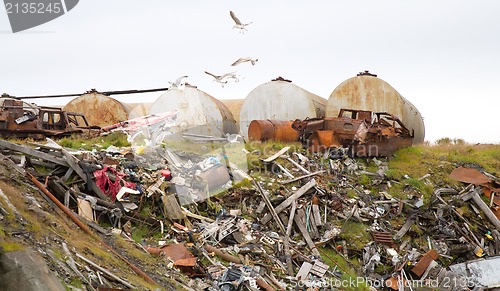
[1, 1, 499, 143]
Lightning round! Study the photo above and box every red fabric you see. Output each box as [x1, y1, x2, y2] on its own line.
[93, 166, 136, 201]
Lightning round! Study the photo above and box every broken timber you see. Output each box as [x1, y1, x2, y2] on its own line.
[294, 208, 320, 257]
[253, 180, 287, 234]
[261, 146, 290, 163]
[0, 139, 69, 167]
[261, 179, 317, 224]
[280, 170, 326, 184]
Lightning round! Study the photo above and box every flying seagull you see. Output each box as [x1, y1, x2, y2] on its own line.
[204, 71, 241, 87]
[169, 75, 188, 89]
[230, 11, 252, 33]
[231, 57, 258, 66]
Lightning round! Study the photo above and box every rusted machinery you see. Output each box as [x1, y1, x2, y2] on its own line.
[0, 98, 98, 139]
[292, 109, 414, 157]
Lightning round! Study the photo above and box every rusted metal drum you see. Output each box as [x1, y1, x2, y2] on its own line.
[150, 86, 238, 137]
[240, 80, 327, 140]
[326, 72, 425, 143]
[248, 120, 298, 142]
[63, 92, 137, 127]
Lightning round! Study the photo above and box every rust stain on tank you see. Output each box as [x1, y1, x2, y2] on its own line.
[63, 92, 131, 127]
[327, 73, 425, 143]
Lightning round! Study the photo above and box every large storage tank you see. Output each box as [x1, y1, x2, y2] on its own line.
[239, 79, 327, 140]
[63, 91, 138, 127]
[326, 72, 425, 143]
[126, 102, 152, 117]
[220, 99, 244, 124]
[149, 86, 238, 137]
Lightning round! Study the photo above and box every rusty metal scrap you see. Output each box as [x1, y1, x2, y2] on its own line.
[0, 98, 98, 139]
[292, 108, 414, 156]
[371, 231, 396, 247]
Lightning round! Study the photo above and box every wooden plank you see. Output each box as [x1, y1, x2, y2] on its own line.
[77, 198, 94, 221]
[261, 179, 316, 224]
[295, 261, 313, 280]
[0, 139, 69, 166]
[280, 170, 326, 184]
[284, 200, 297, 276]
[471, 191, 500, 230]
[272, 161, 294, 179]
[294, 208, 320, 257]
[312, 204, 322, 226]
[306, 205, 320, 239]
[286, 157, 310, 174]
[62, 168, 74, 182]
[394, 218, 414, 241]
[253, 180, 286, 234]
[60, 148, 87, 182]
[262, 146, 290, 163]
[161, 194, 186, 220]
[310, 261, 329, 277]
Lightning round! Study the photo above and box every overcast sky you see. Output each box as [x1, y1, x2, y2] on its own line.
[1, 1, 499, 143]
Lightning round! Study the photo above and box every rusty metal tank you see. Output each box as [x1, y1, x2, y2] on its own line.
[239, 79, 327, 140]
[149, 86, 238, 137]
[63, 92, 138, 127]
[248, 120, 299, 142]
[326, 72, 425, 143]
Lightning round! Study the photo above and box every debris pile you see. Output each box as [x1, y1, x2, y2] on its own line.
[0, 135, 499, 290]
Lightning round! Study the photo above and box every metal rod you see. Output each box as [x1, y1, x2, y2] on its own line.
[10, 87, 169, 99]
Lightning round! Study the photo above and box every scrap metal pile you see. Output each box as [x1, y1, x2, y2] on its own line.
[0, 136, 499, 290]
[249, 109, 414, 157]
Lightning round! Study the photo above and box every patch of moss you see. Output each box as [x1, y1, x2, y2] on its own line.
[0, 241, 25, 252]
[319, 247, 369, 291]
[358, 174, 371, 187]
[339, 221, 370, 251]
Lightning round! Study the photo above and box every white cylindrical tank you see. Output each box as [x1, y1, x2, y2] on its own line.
[149, 86, 238, 137]
[239, 80, 327, 140]
[326, 72, 425, 143]
[63, 92, 138, 127]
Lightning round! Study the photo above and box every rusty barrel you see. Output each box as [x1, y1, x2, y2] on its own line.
[248, 120, 299, 142]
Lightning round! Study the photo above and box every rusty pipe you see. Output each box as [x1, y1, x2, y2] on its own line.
[255, 277, 275, 291]
[27, 171, 158, 286]
[248, 120, 298, 142]
[204, 244, 242, 264]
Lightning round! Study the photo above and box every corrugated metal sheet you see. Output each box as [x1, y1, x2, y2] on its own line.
[239, 80, 327, 140]
[326, 74, 425, 143]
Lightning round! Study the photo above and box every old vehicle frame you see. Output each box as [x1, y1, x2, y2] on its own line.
[292, 108, 414, 157]
[0, 98, 99, 139]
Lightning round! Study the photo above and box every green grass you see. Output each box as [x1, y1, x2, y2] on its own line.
[319, 247, 369, 291]
[338, 221, 370, 251]
[386, 143, 500, 199]
[0, 241, 25, 252]
[58, 132, 130, 150]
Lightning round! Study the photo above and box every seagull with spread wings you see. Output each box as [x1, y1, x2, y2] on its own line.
[230, 11, 252, 33]
[231, 57, 258, 66]
[204, 71, 241, 87]
[168, 75, 188, 89]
